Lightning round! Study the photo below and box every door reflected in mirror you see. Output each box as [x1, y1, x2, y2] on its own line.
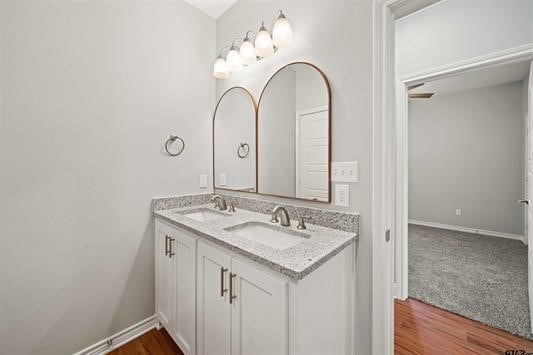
[213, 87, 257, 192]
[258, 63, 330, 202]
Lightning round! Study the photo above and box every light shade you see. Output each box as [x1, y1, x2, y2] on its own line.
[226, 47, 243, 72]
[272, 12, 293, 47]
[255, 23, 274, 58]
[213, 57, 229, 79]
[239, 39, 256, 66]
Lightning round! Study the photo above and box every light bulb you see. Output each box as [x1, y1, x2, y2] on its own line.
[213, 57, 229, 79]
[255, 22, 274, 58]
[239, 38, 256, 66]
[226, 46, 243, 72]
[272, 11, 293, 47]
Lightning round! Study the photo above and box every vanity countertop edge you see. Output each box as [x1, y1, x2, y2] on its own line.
[153, 204, 358, 281]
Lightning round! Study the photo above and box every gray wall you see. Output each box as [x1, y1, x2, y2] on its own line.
[215, 1, 373, 353]
[0, 2, 215, 354]
[409, 82, 525, 235]
[395, 0, 533, 77]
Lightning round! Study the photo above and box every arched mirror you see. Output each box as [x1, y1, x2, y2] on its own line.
[213, 87, 257, 192]
[258, 62, 331, 202]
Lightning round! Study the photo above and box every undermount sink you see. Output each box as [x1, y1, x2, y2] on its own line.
[178, 208, 230, 222]
[224, 221, 310, 250]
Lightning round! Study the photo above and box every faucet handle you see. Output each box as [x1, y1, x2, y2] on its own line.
[271, 214, 279, 223]
[228, 203, 236, 212]
[297, 216, 311, 230]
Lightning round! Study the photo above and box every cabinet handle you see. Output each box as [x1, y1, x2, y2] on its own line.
[229, 273, 237, 304]
[168, 237, 175, 258]
[164, 235, 169, 256]
[220, 267, 228, 297]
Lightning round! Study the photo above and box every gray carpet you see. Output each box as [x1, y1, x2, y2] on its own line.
[408, 224, 532, 339]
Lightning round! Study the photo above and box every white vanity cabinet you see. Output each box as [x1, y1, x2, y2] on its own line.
[155, 217, 356, 355]
[155, 220, 197, 355]
[197, 241, 289, 355]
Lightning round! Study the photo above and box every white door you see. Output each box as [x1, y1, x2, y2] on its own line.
[173, 232, 197, 355]
[296, 107, 329, 201]
[230, 259, 288, 355]
[197, 242, 232, 355]
[155, 223, 174, 333]
[527, 62, 533, 329]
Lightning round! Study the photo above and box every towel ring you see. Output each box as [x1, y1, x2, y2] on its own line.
[165, 135, 185, 156]
[237, 142, 250, 158]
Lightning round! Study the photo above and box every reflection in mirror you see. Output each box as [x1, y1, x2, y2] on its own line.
[258, 63, 330, 202]
[213, 87, 257, 192]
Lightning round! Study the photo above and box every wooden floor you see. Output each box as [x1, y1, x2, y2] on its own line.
[395, 298, 533, 354]
[108, 328, 183, 355]
[112, 299, 533, 354]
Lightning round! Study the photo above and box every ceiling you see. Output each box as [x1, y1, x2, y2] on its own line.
[184, 0, 238, 19]
[410, 61, 531, 96]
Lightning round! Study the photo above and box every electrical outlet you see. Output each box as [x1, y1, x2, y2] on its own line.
[335, 184, 349, 207]
[456, 209, 462, 216]
[199, 174, 207, 188]
[220, 173, 227, 186]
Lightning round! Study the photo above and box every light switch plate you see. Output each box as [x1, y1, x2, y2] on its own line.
[335, 184, 349, 207]
[332, 161, 358, 183]
[199, 174, 207, 188]
[220, 173, 227, 186]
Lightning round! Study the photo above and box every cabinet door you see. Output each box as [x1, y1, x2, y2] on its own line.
[173, 231, 197, 355]
[230, 259, 289, 355]
[155, 224, 174, 333]
[197, 242, 232, 355]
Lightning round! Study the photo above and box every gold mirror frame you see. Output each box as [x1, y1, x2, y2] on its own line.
[212, 62, 331, 203]
[257, 62, 332, 203]
[212, 86, 258, 193]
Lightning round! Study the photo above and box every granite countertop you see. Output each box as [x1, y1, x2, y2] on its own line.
[154, 204, 358, 281]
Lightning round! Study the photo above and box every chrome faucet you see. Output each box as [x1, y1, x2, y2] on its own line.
[271, 205, 291, 227]
[212, 195, 227, 210]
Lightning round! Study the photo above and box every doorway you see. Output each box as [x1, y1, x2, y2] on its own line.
[400, 62, 531, 338]
[372, 1, 533, 354]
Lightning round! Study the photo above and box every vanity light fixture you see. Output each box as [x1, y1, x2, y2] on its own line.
[212, 9, 293, 79]
[239, 32, 257, 66]
[213, 55, 229, 79]
[272, 10, 293, 47]
[226, 41, 244, 72]
[254, 21, 274, 58]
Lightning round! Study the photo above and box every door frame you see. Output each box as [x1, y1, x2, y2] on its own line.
[295, 105, 328, 199]
[372, 0, 533, 353]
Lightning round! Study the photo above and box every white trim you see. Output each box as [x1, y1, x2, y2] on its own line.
[408, 219, 525, 242]
[72, 315, 158, 355]
[400, 43, 533, 85]
[372, 1, 397, 354]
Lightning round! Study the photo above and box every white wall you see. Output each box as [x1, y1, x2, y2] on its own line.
[0, 1, 215, 354]
[214, 88, 256, 190]
[409, 82, 525, 235]
[396, 0, 533, 77]
[215, 1, 373, 353]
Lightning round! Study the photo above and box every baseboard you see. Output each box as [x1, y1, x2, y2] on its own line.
[72, 315, 158, 355]
[408, 219, 525, 242]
